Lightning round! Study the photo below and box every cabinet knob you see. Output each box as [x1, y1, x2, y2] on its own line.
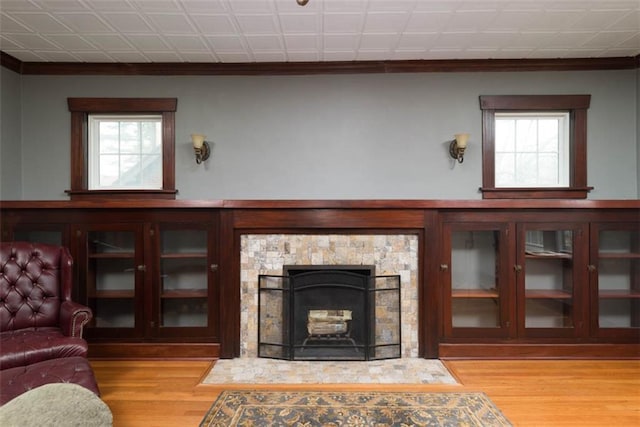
[514, 264, 522, 272]
[587, 264, 596, 272]
[439, 264, 449, 271]
[137, 264, 146, 272]
[210, 264, 219, 272]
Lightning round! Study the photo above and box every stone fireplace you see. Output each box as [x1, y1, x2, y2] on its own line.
[240, 234, 419, 358]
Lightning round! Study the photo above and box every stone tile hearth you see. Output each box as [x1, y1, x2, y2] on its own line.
[202, 358, 458, 385]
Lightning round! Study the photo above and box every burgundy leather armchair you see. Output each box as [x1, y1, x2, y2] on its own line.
[0, 242, 102, 405]
[0, 242, 92, 370]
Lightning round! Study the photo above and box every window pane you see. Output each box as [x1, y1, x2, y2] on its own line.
[495, 153, 515, 186]
[99, 122, 119, 153]
[142, 154, 162, 187]
[99, 154, 119, 186]
[495, 119, 515, 152]
[120, 122, 141, 154]
[120, 155, 142, 186]
[515, 153, 537, 185]
[141, 122, 162, 153]
[515, 119, 537, 152]
[538, 153, 559, 185]
[538, 119, 559, 152]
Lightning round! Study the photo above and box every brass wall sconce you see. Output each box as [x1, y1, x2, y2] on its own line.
[191, 134, 210, 164]
[449, 133, 469, 163]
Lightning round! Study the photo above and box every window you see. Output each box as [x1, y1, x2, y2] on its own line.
[480, 95, 591, 199]
[67, 98, 177, 200]
[495, 112, 569, 188]
[88, 115, 163, 190]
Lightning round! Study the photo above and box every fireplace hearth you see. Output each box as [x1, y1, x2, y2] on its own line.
[258, 265, 401, 361]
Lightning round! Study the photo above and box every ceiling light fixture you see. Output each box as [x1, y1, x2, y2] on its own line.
[296, 0, 309, 5]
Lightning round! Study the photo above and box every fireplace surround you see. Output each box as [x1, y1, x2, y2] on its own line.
[240, 234, 419, 359]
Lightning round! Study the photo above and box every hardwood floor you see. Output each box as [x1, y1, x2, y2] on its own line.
[91, 359, 640, 427]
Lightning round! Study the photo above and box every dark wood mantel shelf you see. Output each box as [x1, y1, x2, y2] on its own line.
[1, 199, 638, 210]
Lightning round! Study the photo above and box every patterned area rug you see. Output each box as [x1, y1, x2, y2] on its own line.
[199, 391, 512, 427]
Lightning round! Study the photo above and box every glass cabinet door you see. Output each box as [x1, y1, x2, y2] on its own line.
[443, 223, 512, 338]
[80, 225, 145, 339]
[591, 223, 639, 338]
[155, 225, 212, 337]
[518, 223, 587, 337]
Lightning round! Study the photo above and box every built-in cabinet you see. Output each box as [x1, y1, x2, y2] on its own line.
[0, 208, 220, 357]
[441, 212, 639, 353]
[71, 214, 219, 343]
[1, 202, 637, 359]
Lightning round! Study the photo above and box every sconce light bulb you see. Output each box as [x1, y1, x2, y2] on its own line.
[191, 134, 206, 149]
[454, 133, 469, 149]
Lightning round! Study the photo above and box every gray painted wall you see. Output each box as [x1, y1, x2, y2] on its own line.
[0, 67, 22, 199]
[3, 68, 639, 200]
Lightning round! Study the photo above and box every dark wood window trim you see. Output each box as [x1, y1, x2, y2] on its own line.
[479, 95, 592, 199]
[67, 98, 177, 200]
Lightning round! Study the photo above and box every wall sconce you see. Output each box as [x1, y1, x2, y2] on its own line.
[449, 133, 469, 163]
[191, 134, 210, 164]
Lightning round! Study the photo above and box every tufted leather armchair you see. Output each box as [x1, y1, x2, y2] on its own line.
[0, 242, 92, 370]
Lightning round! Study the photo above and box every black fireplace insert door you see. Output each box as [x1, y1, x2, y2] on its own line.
[258, 270, 401, 361]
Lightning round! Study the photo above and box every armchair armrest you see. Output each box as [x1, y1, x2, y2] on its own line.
[59, 301, 93, 338]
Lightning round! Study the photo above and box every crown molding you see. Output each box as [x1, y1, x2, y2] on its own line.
[0, 51, 22, 74]
[1, 51, 638, 76]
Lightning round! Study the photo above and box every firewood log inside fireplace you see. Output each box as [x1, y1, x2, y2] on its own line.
[306, 310, 352, 335]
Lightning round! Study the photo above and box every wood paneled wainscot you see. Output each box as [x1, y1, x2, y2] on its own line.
[1, 199, 638, 359]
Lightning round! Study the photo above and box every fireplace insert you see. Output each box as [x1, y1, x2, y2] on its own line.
[258, 265, 401, 361]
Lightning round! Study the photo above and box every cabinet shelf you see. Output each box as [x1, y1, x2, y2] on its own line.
[161, 290, 207, 298]
[452, 288, 499, 298]
[598, 290, 640, 299]
[89, 290, 135, 299]
[525, 251, 572, 259]
[88, 253, 134, 259]
[160, 253, 206, 259]
[598, 253, 640, 259]
[525, 289, 573, 299]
